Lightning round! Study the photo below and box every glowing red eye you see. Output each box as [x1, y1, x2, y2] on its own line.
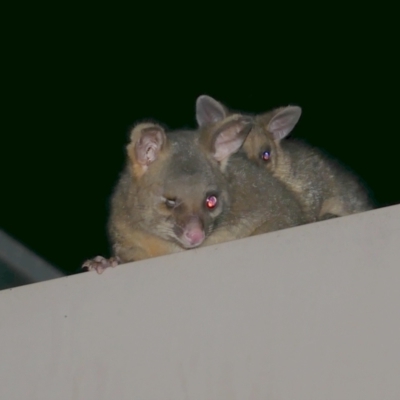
[205, 195, 218, 209]
[261, 150, 271, 161]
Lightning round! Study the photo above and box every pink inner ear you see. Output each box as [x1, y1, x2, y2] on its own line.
[213, 125, 247, 162]
[136, 129, 164, 166]
[268, 107, 301, 141]
[268, 119, 291, 140]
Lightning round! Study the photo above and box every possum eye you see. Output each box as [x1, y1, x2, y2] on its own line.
[261, 149, 271, 162]
[205, 194, 218, 210]
[165, 198, 176, 208]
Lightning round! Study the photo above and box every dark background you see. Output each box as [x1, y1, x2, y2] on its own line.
[2, 6, 399, 276]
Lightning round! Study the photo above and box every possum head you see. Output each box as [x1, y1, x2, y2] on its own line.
[195, 95, 301, 173]
[126, 121, 249, 249]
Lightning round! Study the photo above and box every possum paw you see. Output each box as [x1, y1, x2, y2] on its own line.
[82, 256, 120, 274]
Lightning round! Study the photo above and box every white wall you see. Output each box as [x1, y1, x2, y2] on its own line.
[1, 205, 400, 400]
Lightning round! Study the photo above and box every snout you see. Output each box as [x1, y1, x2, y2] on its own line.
[175, 216, 206, 249]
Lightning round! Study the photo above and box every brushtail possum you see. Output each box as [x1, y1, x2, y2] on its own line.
[196, 95, 373, 222]
[83, 116, 306, 273]
[195, 102, 307, 247]
[83, 120, 249, 273]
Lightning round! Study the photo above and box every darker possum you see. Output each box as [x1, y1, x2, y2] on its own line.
[83, 118, 306, 273]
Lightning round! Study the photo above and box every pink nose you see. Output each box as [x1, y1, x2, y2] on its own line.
[185, 228, 205, 246]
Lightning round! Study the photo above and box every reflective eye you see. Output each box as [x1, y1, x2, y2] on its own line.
[261, 150, 271, 161]
[205, 195, 218, 209]
[165, 198, 176, 208]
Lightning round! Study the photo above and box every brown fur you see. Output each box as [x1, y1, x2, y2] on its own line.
[197, 96, 373, 222]
[196, 97, 308, 245]
[83, 106, 311, 273]
[108, 122, 234, 263]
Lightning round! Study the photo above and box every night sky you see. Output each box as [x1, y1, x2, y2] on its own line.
[2, 9, 399, 276]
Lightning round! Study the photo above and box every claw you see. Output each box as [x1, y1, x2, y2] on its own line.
[82, 256, 121, 274]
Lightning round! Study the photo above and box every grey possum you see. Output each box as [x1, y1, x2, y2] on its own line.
[196, 95, 373, 222]
[83, 116, 306, 273]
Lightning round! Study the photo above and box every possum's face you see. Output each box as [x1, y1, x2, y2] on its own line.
[151, 171, 229, 249]
[242, 123, 281, 172]
[194, 95, 301, 178]
[241, 105, 302, 173]
[149, 133, 230, 249]
[129, 125, 231, 249]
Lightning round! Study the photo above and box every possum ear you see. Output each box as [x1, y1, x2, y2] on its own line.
[266, 106, 302, 141]
[196, 95, 228, 127]
[127, 123, 166, 178]
[201, 115, 253, 163]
